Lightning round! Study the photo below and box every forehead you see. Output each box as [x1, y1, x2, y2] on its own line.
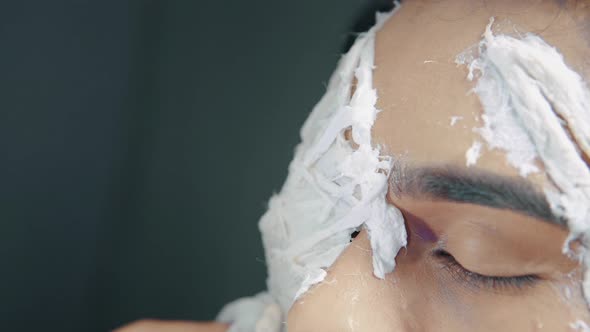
[371, 0, 590, 187]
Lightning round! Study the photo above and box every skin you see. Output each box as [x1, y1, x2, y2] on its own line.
[288, 0, 590, 331]
[117, 0, 590, 331]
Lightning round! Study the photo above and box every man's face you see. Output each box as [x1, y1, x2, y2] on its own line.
[287, 0, 590, 331]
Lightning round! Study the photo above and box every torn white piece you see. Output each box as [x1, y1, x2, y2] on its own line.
[255, 303, 283, 332]
[450, 115, 463, 126]
[465, 140, 482, 167]
[570, 320, 590, 332]
[260, 5, 406, 313]
[292, 269, 327, 301]
[457, 17, 590, 309]
[217, 292, 282, 332]
[456, 24, 540, 177]
[217, 4, 406, 332]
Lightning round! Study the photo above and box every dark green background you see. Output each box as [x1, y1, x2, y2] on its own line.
[0, 1, 393, 331]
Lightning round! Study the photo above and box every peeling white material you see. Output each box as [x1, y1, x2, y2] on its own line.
[217, 5, 405, 332]
[217, 292, 283, 332]
[457, 18, 590, 308]
[456, 22, 539, 177]
[255, 303, 283, 332]
[465, 140, 482, 167]
[292, 268, 327, 301]
[571, 320, 590, 332]
[261, 5, 405, 309]
[450, 115, 463, 126]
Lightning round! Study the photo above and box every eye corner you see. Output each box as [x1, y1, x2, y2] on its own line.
[432, 248, 452, 258]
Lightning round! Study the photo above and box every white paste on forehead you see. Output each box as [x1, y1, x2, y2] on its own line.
[457, 18, 590, 314]
[217, 5, 406, 332]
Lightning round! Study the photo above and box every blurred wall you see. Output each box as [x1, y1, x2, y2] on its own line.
[0, 1, 391, 331]
[0, 1, 137, 331]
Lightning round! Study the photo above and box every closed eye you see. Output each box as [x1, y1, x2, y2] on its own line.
[433, 249, 540, 292]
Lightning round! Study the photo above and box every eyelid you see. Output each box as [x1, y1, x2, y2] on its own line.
[433, 249, 540, 292]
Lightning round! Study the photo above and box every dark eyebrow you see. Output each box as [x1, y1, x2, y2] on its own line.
[389, 164, 565, 227]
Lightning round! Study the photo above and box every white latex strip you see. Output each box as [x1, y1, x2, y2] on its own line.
[458, 18, 590, 308]
[217, 5, 406, 332]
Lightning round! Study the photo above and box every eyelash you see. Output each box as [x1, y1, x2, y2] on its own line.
[433, 249, 540, 291]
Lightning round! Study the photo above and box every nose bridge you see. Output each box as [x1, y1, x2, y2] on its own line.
[374, 265, 427, 332]
[287, 229, 428, 332]
[288, 276, 423, 332]
[396, 240, 439, 331]
[361, 219, 432, 332]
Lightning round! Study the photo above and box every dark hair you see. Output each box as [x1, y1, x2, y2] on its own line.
[341, 0, 398, 53]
